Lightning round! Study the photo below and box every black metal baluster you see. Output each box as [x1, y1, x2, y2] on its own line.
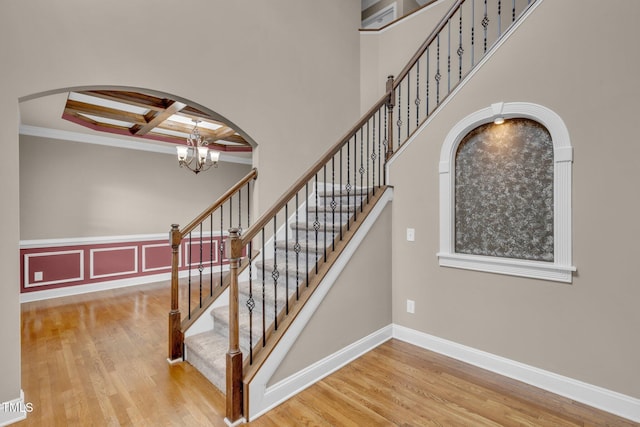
[339, 147, 343, 241]
[272, 217, 278, 331]
[471, 0, 475, 66]
[483, 0, 489, 53]
[447, 19, 451, 93]
[383, 103, 388, 185]
[498, 0, 502, 36]
[331, 157, 336, 251]
[238, 188, 242, 233]
[247, 241, 254, 364]
[209, 212, 213, 296]
[366, 120, 371, 201]
[323, 165, 327, 262]
[426, 46, 430, 114]
[377, 108, 382, 188]
[346, 138, 351, 231]
[314, 173, 319, 274]
[295, 192, 300, 300]
[406, 71, 411, 138]
[372, 112, 377, 193]
[305, 183, 309, 286]
[285, 203, 289, 314]
[396, 84, 402, 148]
[187, 231, 192, 318]
[261, 228, 266, 346]
[458, 7, 464, 81]
[415, 60, 420, 128]
[512, 0, 516, 22]
[229, 194, 233, 230]
[199, 225, 203, 308]
[436, 33, 441, 104]
[360, 128, 364, 211]
[247, 180, 251, 228]
[352, 136, 357, 222]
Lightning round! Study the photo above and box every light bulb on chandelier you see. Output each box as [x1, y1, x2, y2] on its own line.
[176, 119, 221, 174]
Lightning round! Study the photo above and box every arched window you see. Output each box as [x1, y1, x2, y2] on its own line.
[438, 102, 575, 282]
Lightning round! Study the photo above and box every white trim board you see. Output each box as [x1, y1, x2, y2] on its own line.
[19, 124, 253, 165]
[393, 325, 640, 423]
[0, 390, 28, 426]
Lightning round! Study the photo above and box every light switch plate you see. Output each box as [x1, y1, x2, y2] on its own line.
[406, 228, 415, 241]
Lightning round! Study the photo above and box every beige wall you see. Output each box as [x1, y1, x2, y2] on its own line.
[388, 0, 640, 399]
[19, 135, 251, 239]
[268, 203, 392, 385]
[0, 0, 361, 405]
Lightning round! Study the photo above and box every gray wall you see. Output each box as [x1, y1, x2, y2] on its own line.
[386, 0, 640, 399]
[0, 0, 361, 406]
[19, 135, 251, 239]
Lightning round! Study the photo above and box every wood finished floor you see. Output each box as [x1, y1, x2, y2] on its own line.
[18, 281, 636, 426]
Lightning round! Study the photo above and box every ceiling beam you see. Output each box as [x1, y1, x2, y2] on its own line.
[79, 90, 169, 111]
[133, 101, 187, 136]
[64, 100, 148, 125]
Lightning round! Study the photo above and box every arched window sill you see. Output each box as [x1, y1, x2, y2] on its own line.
[437, 252, 576, 283]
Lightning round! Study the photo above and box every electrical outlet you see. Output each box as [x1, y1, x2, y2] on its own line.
[406, 228, 415, 242]
[406, 299, 415, 314]
[34, 271, 43, 281]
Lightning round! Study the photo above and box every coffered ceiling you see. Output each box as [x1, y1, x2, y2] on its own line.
[61, 90, 252, 152]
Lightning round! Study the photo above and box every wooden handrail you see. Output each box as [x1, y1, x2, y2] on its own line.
[393, 0, 464, 88]
[236, 96, 390, 252]
[180, 168, 258, 237]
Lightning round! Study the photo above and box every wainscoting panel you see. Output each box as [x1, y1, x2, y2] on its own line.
[20, 233, 227, 294]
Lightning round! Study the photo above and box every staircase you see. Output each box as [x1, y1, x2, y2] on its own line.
[183, 184, 367, 392]
[168, 0, 539, 422]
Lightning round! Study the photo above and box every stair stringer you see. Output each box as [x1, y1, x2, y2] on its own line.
[246, 186, 394, 420]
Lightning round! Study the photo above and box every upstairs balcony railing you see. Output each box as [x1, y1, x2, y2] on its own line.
[387, 0, 535, 155]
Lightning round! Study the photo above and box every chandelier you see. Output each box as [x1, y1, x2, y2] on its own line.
[176, 119, 221, 174]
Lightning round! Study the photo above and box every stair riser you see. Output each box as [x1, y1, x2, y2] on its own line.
[316, 194, 367, 205]
[297, 211, 354, 223]
[213, 309, 273, 352]
[287, 229, 339, 243]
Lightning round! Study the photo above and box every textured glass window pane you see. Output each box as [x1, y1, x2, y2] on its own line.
[455, 119, 554, 261]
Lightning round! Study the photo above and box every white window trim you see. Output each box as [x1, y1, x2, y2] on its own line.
[437, 102, 576, 283]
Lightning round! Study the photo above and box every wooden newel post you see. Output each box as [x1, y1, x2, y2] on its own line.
[225, 228, 244, 424]
[386, 75, 396, 161]
[168, 224, 183, 362]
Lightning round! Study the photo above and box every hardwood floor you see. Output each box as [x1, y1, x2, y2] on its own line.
[18, 282, 636, 426]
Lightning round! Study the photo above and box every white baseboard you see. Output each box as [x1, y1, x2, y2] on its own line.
[393, 324, 640, 423]
[252, 325, 393, 421]
[0, 390, 28, 426]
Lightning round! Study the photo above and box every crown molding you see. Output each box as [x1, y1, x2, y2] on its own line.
[19, 124, 252, 165]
